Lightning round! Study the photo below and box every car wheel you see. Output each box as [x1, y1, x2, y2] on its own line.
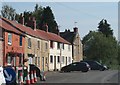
[100, 68, 105, 71]
[81, 70, 88, 72]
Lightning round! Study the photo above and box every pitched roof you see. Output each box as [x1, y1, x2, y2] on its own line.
[1, 17, 46, 40]
[36, 29, 70, 44]
[1, 17, 70, 44]
[60, 31, 76, 44]
[0, 18, 23, 35]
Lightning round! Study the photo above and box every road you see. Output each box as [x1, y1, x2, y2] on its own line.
[36, 70, 119, 84]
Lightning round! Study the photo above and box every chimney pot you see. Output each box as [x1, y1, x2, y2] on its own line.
[44, 23, 48, 32]
[73, 27, 78, 33]
[19, 13, 24, 25]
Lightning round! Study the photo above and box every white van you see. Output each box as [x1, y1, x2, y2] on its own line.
[0, 66, 6, 85]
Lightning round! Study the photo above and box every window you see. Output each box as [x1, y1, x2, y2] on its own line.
[28, 38, 31, 48]
[28, 57, 33, 64]
[45, 57, 47, 64]
[45, 43, 48, 50]
[62, 56, 64, 63]
[62, 43, 64, 49]
[69, 57, 71, 63]
[57, 56, 60, 63]
[19, 54, 22, 65]
[38, 57, 40, 67]
[35, 57, 37, 65]
[50, 41, 54, 48]
[19, 35, 22, 46]
[57, 42, 60, 49]
[8, 33, 12, 45]
[50, 55, 53, 63]
[68, 45, 70, 51]
[7, 55, 12, 65]
[38, 41, 40, 49]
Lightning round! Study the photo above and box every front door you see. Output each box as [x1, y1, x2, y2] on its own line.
[66, 57, 67, 65]
[54, 56, 56, 71]
[42, 57, 44, 71]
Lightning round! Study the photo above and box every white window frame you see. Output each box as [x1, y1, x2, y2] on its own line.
[50, 55, 53, 63]
[7, 55, 12, 65]
[8, 33, 12, 45]
[68, 45, 71, 51]
[28, 38, 31, 48]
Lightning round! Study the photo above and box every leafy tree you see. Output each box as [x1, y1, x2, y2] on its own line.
[1, 4, 16, 20]
[39, 6, 58, 34]
[32, 4, 43, 29]
[82, 31, 118, 65]
[98, 19, 113, 37]
[17, 4, 59, 34]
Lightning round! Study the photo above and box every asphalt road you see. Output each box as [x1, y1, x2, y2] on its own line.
[36, 70, 119, 84]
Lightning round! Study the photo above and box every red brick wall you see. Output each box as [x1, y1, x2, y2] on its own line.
[4, 32, 25, 66]
[0, 40, 3, 66]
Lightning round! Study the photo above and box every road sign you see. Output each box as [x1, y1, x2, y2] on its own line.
[3, 67, 16, 83]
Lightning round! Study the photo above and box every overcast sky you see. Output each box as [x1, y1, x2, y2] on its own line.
[1, 1, 118, 40]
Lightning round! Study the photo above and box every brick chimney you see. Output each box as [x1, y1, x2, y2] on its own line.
[73, 27, 78, 33]
[26, 16, 36, 30]
[43, 23, 48, 32]
[32, 17, 36, 31]
[19, 13, 24, 25]
[56, 27, 60, 35]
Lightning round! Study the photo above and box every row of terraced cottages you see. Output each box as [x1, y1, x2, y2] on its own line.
[0, 16, 83, 71]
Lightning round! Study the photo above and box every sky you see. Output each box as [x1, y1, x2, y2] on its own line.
[0, 1, 118, 40]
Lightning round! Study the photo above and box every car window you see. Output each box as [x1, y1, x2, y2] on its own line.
[72, 63, 77, 66]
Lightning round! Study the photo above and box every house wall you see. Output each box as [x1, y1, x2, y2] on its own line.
[49, 41, 72, 71]
[73, 34, 83, 62]
[4, 31, 25, 66]
[25, 35, 49, 71]
[41, 40, 49, 71]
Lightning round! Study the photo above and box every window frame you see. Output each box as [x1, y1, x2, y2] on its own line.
[28, 38, 31, 48]
[8, 33, 12, 45]
[19, 35, 22, 46]
[50, 55, 53, 63]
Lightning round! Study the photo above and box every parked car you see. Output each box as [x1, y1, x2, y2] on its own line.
[0, 66, 6, 85]
[60, 62, 90, 72]
[29, 64, 46, 81]
[80, 60, 108, 71]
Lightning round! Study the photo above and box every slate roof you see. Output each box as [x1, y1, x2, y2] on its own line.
[60, 31, 76, 44]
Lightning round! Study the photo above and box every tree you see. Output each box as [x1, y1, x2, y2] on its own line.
[1, 5, 16, 20]
[39, 6, 58, 34]
[98, 19, 113, 37]
[82, 31, 118, 65]
[32, 4, 43, 29]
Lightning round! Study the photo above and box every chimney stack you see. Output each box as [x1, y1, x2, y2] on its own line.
[26, 16, 36, 30]
[19, 13, 24, 25]
[32, 17, 36, 31]
[44, 23, 48, 32]
[73, 27, 78, 33]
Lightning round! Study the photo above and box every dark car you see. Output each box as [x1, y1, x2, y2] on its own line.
[29, 64, 46, 81]
[61, 62, 90, 72]
[80, 60, 108, 71]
